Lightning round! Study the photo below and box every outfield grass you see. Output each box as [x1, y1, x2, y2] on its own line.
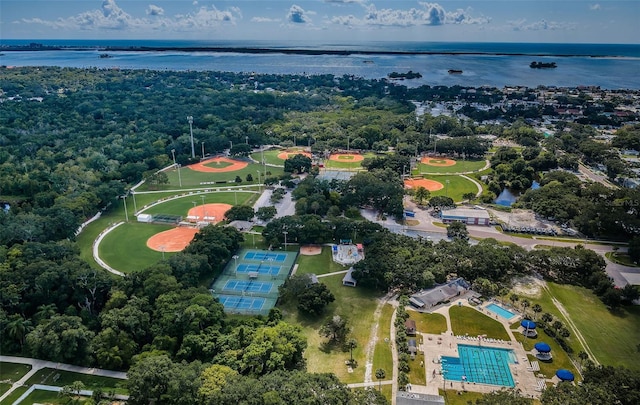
[138, 162, 284, 191]
[423, 175, 479, 203]
[417, 159, 487, 174]
[408, 311, 448, 335]
[25, 368, 127, 395]
[281, 250, 383, 383]
[250, 148, 310, 166]
[0, 362, 32, 382]
[294, 247, 347, 276]
[141, 191, 254, 216]
[99, 222, 173, 273]
[324, 152, 376, 170]
[449, 306, 510, 340]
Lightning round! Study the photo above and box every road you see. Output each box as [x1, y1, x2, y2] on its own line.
[578, 163, 617, 189]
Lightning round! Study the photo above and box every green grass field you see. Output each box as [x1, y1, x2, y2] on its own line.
[12, 389, 93, 404]
[0, 362, 32, 383]
[372, 304, 394, 385]
[408, 311, 448, 335]
[281, 247, 383, 383]
[416, 159, 487, 174]
[250, 148, 309, 166]
[1, 386, 29, 404]
[449, 306, 510, 340]
[324, 152, 376, 170]
[99, 222, 173, 273]
[422, 175, 480, 203]
[140, 191, 254, 216]
[439, 389, 485, 405]
[25, 368, 127, 394]
[137, 161, 283, 191]
[513, 331, 578, 379]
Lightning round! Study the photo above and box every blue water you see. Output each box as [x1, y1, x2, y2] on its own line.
[442, 344, 516, 387]
[494, 189, 519, 207]
[2, 40, 639, 89]
[486, 303, 517, 320]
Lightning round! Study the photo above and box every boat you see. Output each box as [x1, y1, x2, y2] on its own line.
[362, 60, 374, 64]
[530, 61, 557, 69]
[99, 53, 112, 59]
[448, 69, 463, 74]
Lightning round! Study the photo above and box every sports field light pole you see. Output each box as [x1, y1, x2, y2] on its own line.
[187, 116, 195, 159]
[446, 179, 450, 197]
[171, 149, 182, 187]
[245, 135, 249, 144]
[201, 195, 207, 222]
[131, 190, 138, 214]
[201, 141, 205, 159]
[283, 231, 288, 251]
[256, 170, 261, 192]
[121, 194, 129, 222]
[232, 254, 239, 276]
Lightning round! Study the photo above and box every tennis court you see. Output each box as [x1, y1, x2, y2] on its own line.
[235, 263, 283, 276]
[222, 280, 273, 294]
[244, 251, 287, 262]
[218, 295, 266, 311]
[210, 249, 298, 315]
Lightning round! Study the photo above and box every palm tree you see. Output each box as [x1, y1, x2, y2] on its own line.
[375, 368, 386, 391]
[521, 299, 530, 315]
[346, 338, 357, 364]
[578, 351, 589, 367]
[532, 304, 542, 320]
[509, 294, 519, 308]
[541, 312, 553, 324]
[6, 315, 33, 351]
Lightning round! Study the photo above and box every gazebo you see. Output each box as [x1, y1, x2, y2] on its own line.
[521, 319, 538, 338]
[556, 369, 575, 382]
[534, 342, 552, 361]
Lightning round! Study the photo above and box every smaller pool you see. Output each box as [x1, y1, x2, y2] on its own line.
[486, 303, 517, 320]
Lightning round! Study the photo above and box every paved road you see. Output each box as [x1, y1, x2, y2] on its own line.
[0, 355, 126, 403]
[578, 163, 617, 189]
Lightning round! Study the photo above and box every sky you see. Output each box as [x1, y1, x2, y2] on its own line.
[1, 0, 638, 44]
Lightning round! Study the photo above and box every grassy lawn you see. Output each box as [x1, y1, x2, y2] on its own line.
[372, 304, 394, 384]
[250, 148, 309, 166]
[0, 382, 12, 396]
[99, 222, 173, 273]
[423, 175, 479, 203]
[449, 306, 510, 340]
[512, 332, 578, 379]
[408, 351, 426, 385]
[417, 159, 487, 174]
[280, 251, 383, 384]
[25, 368, 127, 395]
[605, 252, 638, 267]
[0, 362, 32, 382]
[1, 386, 29, 404]
[546, 283, 640, 371]
[408, 311, 448, 334]
[16, 389, 93, 404]
[294, 247, 348, 276]
[440, 389, 484, 405]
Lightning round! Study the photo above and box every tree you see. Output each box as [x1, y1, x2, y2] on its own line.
[230, 143, 251, 156]
[414, 186, 430, 205]
[346, 338, 357, 364]
[397, 372, 409, 390]
[126, 355, 176, 405]
[256, 206, 277, 222]
[246, 173, 253, 182]
[320, 315, 349, 343]
[26, 315, 95, 364]
[541, 312, 553, 324]
[474, 388, 533, 404]
[296, 283, 335, 316]
[284, 154, 312, 173]
[59, 381, 85, 402]
[428, 195, 454, 209]
[375, 368, 386, 391]
[629, 237, 640, 263]
[532, 304, 542, 320]
[224, 205, 255, 221]
[462, 192, 476, 202]
[578, 351, 589, 367]
[509, 294, 519, 307]
[199, 364, 238, 398]
[447, 221, 469, 241]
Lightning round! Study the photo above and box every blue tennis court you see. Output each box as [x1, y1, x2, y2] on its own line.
[244, 251, 287, 262]
[223, 280, 273, 294]
[235, 263, 282, 275]
[218, 295, 266, 311]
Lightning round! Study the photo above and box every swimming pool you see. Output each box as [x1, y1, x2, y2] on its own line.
[486, 303, 517, 320]
[442, 344, 516, 387]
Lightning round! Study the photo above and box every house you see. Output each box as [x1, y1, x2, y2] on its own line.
[440, 207, 490, 226]
[410, 278, 470, 309]
[405, 319, 417, 336]
[342, 267, 357, 287]
[409, 297, 426, 309]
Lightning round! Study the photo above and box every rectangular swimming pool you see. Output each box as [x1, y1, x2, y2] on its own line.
[486, 303, 517, 320]
[442, 344, 516, 387]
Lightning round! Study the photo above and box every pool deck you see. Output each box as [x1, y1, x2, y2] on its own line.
[405, 299, 543, 399]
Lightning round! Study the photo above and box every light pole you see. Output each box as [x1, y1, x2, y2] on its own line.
[256, 170, 261, 191]
[245, 135, 249, 145]
[171, 149, 182, 187]
[347, 135, 350, 152]
[232, 254, 239, 276]
[122, 194, 129, 222]
[187, 116, 195, 159]
[229, 140, 233, 150]
[446, 179, 450, 197]
[131, 190, 137, 214]
[283, 231, 288, 250]
[160, 245, 165, 260]
[293, 134, 296, 146]
[201, 195, 206, 221]
[201, 141, 205, 158]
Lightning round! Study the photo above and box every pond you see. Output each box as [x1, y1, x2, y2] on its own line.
[494, 181, 539, 207]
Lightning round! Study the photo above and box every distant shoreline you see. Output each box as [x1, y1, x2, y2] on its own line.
[0, 44, 626, 58]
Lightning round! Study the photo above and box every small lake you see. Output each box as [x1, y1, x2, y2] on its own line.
[494, 181, 539, 206]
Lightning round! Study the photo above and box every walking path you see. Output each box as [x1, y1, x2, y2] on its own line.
[363, 293, 393, 384]
[316, 270, 349, 278]
[549, 297, 599, 365]
[0, 355, 127, 404]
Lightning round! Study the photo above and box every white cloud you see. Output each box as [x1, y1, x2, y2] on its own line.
[146, 5, 164, 16]
[287, 5, 313, 24]
[324, 0, 366, 3]
[251, 17, 281, 23]
[330, 2, 490, 27]
[590, 4, 601, 11]
[509, 19, 576, 31]
[19, 0, 239, 32]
